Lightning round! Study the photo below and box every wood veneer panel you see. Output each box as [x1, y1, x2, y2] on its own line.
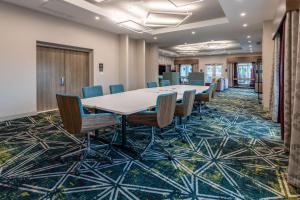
[64, 50, 89, 97]
[37, 46, 65, 111]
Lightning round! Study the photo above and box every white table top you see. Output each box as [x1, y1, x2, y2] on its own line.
[82, 85, 209, 115]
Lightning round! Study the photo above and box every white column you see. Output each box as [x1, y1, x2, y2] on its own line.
[119, 34, 129, 90]
[146, 43, 159, 83]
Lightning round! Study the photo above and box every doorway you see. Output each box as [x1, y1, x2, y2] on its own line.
[235, 63, 255, 88]
[36, 43, 92, 112]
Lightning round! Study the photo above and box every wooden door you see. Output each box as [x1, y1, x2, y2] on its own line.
[64, 50, 89, 97]
[37, 46, 65, 112]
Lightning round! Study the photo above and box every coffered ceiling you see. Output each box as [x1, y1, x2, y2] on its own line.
[2, 0, 280, 56]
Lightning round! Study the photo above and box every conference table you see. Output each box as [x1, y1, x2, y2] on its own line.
[82, 85, 209, 150]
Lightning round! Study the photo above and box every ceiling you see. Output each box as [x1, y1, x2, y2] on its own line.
[3, 0, 279, 56]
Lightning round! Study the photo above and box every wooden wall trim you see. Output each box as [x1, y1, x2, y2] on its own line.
[174, 59, 199, 65]
[287, 0, 300, 11]
[273, 0, 300, 38]
[227, 55, 262, 63]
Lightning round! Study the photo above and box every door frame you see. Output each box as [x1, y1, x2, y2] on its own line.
[36, 41, 94, 112]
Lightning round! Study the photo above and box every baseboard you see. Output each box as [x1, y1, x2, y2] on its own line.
[0, 112, 38, 122]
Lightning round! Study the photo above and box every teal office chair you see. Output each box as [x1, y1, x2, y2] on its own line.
[160, 80, 171, 87]
[127, 92, 177, 160]
[56, 94, 119, 174]
[109, 84, 125, 94]
[147, 82, 158, 88]
[190, 80, 204, 86]
[82, 85, 106, 136]
[161, 90, 196, 142]
[82, 85, 103, 98]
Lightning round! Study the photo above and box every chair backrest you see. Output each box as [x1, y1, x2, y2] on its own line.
[190, 80, 204, 86]
[147, 81, 158, 88]
[110, 84, 124, 94]
[56, 94, 83, 135]
[210, 83, 217, 98]
[182, 90, 196, 117]
[156, 92, 177, 128]
[82, 85, 103, 98]
[160, 80, 171, 87]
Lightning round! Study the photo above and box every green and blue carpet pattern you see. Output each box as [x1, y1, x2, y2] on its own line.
[0, 88, 300, 199]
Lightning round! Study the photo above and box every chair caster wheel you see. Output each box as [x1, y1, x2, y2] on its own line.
[168, 143, 174, 148]
[167, 155, 173, 161]
[200, 117, 203, 120]
[60, 158, 66, 164]
[75, 170, 80, 176]
[193, 133, 196, 137]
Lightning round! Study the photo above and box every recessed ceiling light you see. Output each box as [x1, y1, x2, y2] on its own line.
[95, 16, 100, 20]
[43, 0, 48, 2]
[248, 41, 252, 43]
[117, 20, 152, 33]
[192, 31, 196, 35]
[240, 12, 246, 17]
[168, 0, 204, 7]
[154, 36, 158, 40]
[247, 35, 251, 38]
[243, 24, 248, 27]
[145, 11, 192, 27]
[249, 45, 252, 47]
[94, 0, 105, 2]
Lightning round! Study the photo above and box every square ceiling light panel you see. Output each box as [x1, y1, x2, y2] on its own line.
[168, 0, 204, 7]
[117, 20, 152, 33]
[145, 11, 192, 27]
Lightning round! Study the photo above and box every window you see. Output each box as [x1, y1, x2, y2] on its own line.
[237, 63, 253, 85]
[180, 64, 193, 83]
[206, 65, 214, 83]
[215, 65, 223, 77]
[205, 64, 223, 82]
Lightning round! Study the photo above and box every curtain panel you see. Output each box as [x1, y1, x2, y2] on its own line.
[284, 11, 299, 150]
[227, 63, 234, 87]
[283, 9, 300, 188]
[270, 35, 281, 122]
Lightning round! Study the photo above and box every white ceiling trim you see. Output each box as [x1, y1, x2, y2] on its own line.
[150, 17, 229, 35]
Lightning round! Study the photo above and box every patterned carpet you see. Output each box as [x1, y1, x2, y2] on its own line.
[0, 88, 300, 200]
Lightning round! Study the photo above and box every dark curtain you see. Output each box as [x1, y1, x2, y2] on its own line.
[250, 62, 256, 87]
[278, 23, 285, 139]
[233, 63, 238, 86]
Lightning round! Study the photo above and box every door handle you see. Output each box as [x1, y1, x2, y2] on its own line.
[60, 77, 65, 86]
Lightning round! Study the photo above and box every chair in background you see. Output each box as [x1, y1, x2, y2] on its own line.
[82, 85, 103, 98]
[161, 90, 196, 139]
[160, 80, 171, 87]
[211, 83, 217, 98]
[56, 94, 119, 174]
[110, 84, 125, 94]
[127, 92, 177, 160]
[147, 81, 158, 88]
[190, 80, 204, 86]
[193, 85, 213, 119]
[82, 85, 105, 137]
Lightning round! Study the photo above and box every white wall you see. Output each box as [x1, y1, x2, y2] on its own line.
[159, 55, 174, 69]
[128, 38, 146, 90]
[175, 55, 229, 81]
[145, 44, 159, 83]
[262, 20, 275, 111]
[119, 35, 129, 90]
[0, 2, 120, 120]
[198, 55, 228, 81]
